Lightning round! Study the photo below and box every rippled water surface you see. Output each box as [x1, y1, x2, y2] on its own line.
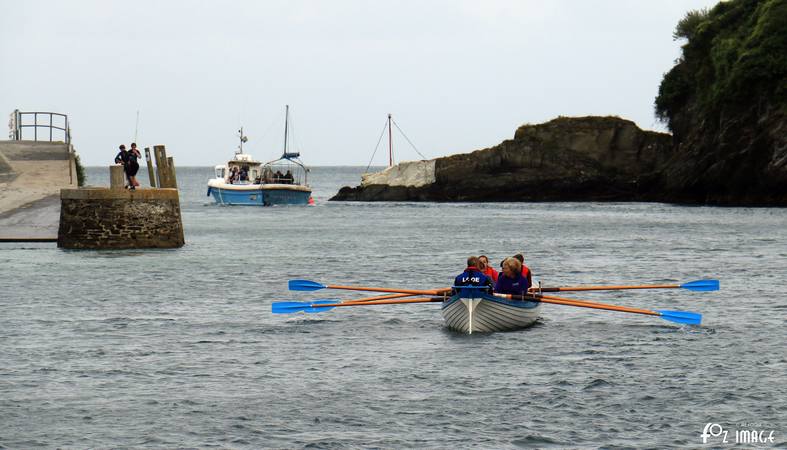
[1, 167, 786, 448]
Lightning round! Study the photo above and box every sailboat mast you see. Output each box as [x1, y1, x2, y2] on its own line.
[283, 105, 289, 156]
[388, 113, 393, 167]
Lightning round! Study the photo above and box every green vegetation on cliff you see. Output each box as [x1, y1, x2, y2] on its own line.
[656, 0, 787, 128]
[654, 0, 787, 204]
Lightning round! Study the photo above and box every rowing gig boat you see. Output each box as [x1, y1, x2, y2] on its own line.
[441, 288, 540, 334]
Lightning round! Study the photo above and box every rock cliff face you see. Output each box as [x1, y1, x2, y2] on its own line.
[654, 0, 787, 205]
[332, 116, 673, 202]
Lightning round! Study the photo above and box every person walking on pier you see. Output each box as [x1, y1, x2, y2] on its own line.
[126, 143, 142, 189]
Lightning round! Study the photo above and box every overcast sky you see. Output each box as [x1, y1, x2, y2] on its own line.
[1, 0, 718, 166]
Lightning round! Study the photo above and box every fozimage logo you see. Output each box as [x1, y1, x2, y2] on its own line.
[701, 423, 776, 445]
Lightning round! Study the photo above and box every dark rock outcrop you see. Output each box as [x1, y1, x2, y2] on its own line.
[335, 0, 787, 205]
[332, 116, 673, 202]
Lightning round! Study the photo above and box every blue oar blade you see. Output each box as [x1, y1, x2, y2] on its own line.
[680, 279, 719, 292]
[288, 279, 326, 291]
[272, 302, 309, 313]
[271, 300, 336, 314]
[657, 310, 702, 325]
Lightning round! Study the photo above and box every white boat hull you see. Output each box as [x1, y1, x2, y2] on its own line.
[441, 294, 540, 333]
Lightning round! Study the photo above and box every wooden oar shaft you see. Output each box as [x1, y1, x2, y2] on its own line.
[537, 294, 660, 316]
[326, 284, 446, 296]
[309, 297, 444, 308]
[533, 284, 680, 292]
[348, 293, 416, 303]
[498, 293, 660, 317]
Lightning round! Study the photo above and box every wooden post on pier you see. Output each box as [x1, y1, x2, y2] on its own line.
[154, 145, 170, 188]
[110, 165, 125, 189]
[153, 145, 164, 187]
[144, 147, 157, 188]
[166, 156, 178, 188]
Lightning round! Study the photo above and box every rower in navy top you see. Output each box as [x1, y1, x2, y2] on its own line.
[453, 256, 493, 295]
[494, 257, 531, 296]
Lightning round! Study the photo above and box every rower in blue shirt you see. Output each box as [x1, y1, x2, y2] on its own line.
[453, 256, 493, 295]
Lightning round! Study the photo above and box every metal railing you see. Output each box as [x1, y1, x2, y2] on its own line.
[9, 109, 71, 144]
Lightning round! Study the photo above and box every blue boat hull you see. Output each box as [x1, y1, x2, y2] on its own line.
[207, 186, 311, 206]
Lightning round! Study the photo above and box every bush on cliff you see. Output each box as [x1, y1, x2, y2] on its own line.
[75, 154, 86, 186]
[654, 0, 787, 204]
[656, 0, 787, 128]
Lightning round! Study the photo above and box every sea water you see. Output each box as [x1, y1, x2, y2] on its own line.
[0, 166, 785, 448]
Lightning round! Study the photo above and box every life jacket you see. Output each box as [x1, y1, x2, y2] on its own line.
[483, 266, 499, 282]
[521, 265, 531, 279]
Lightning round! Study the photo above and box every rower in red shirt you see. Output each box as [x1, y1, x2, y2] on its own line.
[478, 255, 498, 282]
[513, 253, 532, 289]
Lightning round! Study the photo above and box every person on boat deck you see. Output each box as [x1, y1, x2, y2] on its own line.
[284, 170, 294, 184]
[229, 166, 238, 184]
[495, 257, 531, 296]
[262, 167, 273, 183]
[452, 256, 493, 295]
[239, 165, 249, 182]
[274, 170, 284, 183]
[478, 255, 498, 282]
[513, 253, 533, 289]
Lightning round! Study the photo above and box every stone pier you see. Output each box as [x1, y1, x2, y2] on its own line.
[0, 140, 77, 241]
[57, 188, 185, 249]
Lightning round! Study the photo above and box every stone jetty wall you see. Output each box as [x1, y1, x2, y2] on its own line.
[58, 188, 184, 249]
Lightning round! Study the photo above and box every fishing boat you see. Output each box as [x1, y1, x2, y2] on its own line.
[207, 105, 312, 206]
[441, 288, 541, 334]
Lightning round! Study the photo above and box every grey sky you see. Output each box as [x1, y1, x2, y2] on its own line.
[1, 0, 717, 166]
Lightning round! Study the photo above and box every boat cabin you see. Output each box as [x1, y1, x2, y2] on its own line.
[215, 153, 263, 184]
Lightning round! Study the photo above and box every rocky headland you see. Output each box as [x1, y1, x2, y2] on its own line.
[333, 0, 787, 206]
[333, 117, 673, 202]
